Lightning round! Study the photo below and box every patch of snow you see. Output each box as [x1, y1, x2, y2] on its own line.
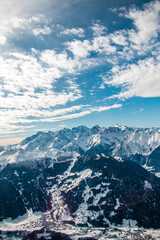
[49, 185, 73, 223]
[94, 172, 102, 177]
[144, 180, 152, 190]
[93, 188, 110, 206]
[101, 153, 109, 158]
[114, 198, 121, 210]
[143, 164, 155, 172]
[119, 219, 138, 228]
[155, 172, 160, 178]
[114, 156, 123, 162]
[110, 211, 116, 217]
[61, 169, 92, 192]
[0, 209, 42, 231]
[94, 184, 101, 190]
[14, 170, 19, 177]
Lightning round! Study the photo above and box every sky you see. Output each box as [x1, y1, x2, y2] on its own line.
[0, 0, 160, 145]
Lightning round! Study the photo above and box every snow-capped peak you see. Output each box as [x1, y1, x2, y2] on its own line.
[0, 125, 160, 169]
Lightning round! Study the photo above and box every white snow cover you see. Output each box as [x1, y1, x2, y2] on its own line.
[114, 198, 121, 210]
[144, 180, 152, 190]
[0, 210, 42, 231]
[1, 212, 160, 240]
[0, 125, 160, 168]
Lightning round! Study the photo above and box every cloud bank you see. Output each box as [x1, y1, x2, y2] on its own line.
[0, 0, 159, 142]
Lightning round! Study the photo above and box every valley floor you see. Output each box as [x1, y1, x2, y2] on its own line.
[0, 213, 160, 240]
[0, 226, 160, 240]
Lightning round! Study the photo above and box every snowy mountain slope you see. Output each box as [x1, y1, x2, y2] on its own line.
[112, 127, 160, 157]
[0, 125, 160, 173]
[147, 146, 160, 172]
[0, 154, 160, 229]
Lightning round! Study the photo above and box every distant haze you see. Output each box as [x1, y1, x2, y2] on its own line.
[0, 138, 24, 146]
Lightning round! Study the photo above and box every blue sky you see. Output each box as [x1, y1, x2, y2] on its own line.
[0, 0, 160, 145]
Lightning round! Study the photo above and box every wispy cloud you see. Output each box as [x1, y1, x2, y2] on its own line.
[66, 35, 116, 59]
[0, 14, 52, 45]
[100, 1, 160, 99]
[39, 104, 122, 122]
[103, 57, 160, 99]
[60, 27, 84, 37]
[0, 0, 159, 138]
[110, 30, 128, 46]
[126, 1, 160, 46]
[32, 26, 52, 37]
[91, 22, 107, 37]
[0, 47, 88, 132]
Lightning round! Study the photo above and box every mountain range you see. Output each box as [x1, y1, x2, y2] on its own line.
[0, 125, 160, 174]
[0, 125, 160, 239]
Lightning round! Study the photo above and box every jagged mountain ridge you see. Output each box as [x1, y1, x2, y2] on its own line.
[0, 125, 160, 173]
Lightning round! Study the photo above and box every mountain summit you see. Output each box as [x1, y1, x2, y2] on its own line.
[0, 125, 160, 174]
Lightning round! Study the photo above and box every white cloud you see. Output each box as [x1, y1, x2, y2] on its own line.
[0, 14, 52, 45]
[0, 36, 7, 45]
[66, 39, 92, 58]
[0, 0, 159, 138]
[104, 58, 160, 99]
[60, 27, 84, 37]
[39, 104, 122, 122]
[91, 23, 107, 37]
[40, 110, 91, 122]
[40, 48, 98, 74]
[99, 1, 160, 99]
[126, 1, 160, 45]
[0, 29, 119, 134]
[0, 104, 122, 129]
[32, 26, 52, 37]
[110, 31, 128, 46]
[0, 49, 87, 133]
[0, 52, 59, 95]
[92, 36, 116, 54]
[66, 36, 116, 58]
[0, 0, 68, 23]
[94, 104, 122, 112]
[0, 105, 87, 135]
[40, 49, 75, 73]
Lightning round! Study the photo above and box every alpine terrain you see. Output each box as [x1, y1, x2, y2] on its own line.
[0, 125, 160, 239]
